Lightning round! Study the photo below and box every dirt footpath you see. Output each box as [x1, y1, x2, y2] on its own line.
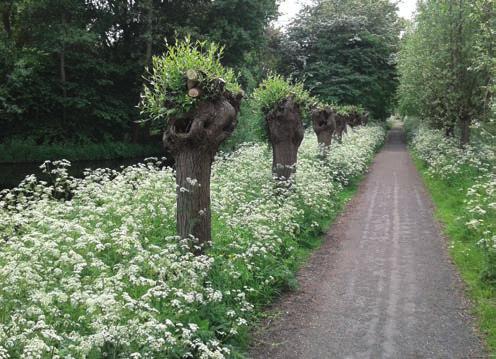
[250, 128, 486, 359]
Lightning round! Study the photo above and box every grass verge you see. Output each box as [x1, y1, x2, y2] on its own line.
[412, 156, 496, 354]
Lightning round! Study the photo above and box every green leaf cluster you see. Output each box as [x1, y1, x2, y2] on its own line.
[248, 74, 315, 142]
[139, 37, 241, 126]
[335, 104, 365, 116]
[252, 74, 313, 115]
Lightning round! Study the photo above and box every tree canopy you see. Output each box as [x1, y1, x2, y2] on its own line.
[1, 0, 406, 155]
[0, 0, 277, 144]
[397, 0, 496, 145]
[281, 0, 402, 119]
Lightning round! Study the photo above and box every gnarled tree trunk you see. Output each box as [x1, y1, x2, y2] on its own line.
[459, 111, 471, 147]
[360, 111, 369, 126]
[445, 124, 455, 137]
[348, 111, 361, 128]
[335, 114, 347, 142]
[266, 97, 304, 181]
[165, 92, 242, 253]
[311, 107, 336, 156]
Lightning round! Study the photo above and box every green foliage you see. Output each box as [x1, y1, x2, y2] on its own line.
[250, 74, 315, 141]
[252, 74, 313, 115]
[139, 37, 241, 126]
[221, 100, 267, 149]
[0, 0, 278, 154]
[281, 0, 402, 119]
[0, 139, 162, 163]
[203, 0, 278, 68]
[397, 0, 494, 144]
[335, 104, 365, 116]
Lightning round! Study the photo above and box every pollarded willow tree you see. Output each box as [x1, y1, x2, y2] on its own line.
[334, 112, 348, 142]
[333, 105, 367, 141]
[252, 74, 312, 181]
[139, 38, 243, 252]
[342, 105, 367, 128]
[310, 103, 337, 149]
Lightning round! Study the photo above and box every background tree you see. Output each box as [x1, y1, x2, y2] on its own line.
[281, 0, 402, 119]
[470, 0, 496, 142]
[0, 0, 277, 153]
[397, 0, 492, 145]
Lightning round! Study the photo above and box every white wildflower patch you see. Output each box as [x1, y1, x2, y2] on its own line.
[0, 126, 385, 357]
[410, 127, 494, 180]
[410, 126, 495, 265]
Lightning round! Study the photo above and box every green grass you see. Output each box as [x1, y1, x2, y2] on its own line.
[413, 156, 496, 354]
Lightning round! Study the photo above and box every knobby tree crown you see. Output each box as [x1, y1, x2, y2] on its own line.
[252, 73, 314, 140]
[138, 37, 242, 130]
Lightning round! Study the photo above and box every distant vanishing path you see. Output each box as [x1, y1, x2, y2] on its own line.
[251, 127, 485, 358]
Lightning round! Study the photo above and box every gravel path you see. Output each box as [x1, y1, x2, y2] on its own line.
[250, 127, 486, 359]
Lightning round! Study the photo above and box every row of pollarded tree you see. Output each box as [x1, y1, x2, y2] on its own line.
[139, 38, 369, 254]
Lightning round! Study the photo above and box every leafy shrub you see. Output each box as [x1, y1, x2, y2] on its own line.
[0, 126, 385, 358]
[221, 100, 266, 150]
[139, 37, 242, 127]
[410, 127, 494, 181]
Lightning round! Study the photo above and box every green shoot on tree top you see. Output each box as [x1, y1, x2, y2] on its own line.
[252, 74, 313, 116]
[139, 37, 242, 126]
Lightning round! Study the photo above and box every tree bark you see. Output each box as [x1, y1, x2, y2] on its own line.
[335, 114, 347, 142]
[445, 125, 455, 137]
[266, 97, 304, 181]
[272, 141, 299, 181]
[312, 107, 336, 157]
[165, 92, 242, 253]
[188, 88, 202, 98]
[316, 130, 334, 147]
[1, 2, 12, 38]
[59, 49, 66, 96]
[360, 112, 369, 126]
[175, 148, 213, 252]
[459, 112, 470, 146]
[144, 0, 153, 68]
[59, 14, 67, 122]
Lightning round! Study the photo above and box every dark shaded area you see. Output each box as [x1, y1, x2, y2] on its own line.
[0, 0, 278, 147]
[0, 156, 173, 190]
